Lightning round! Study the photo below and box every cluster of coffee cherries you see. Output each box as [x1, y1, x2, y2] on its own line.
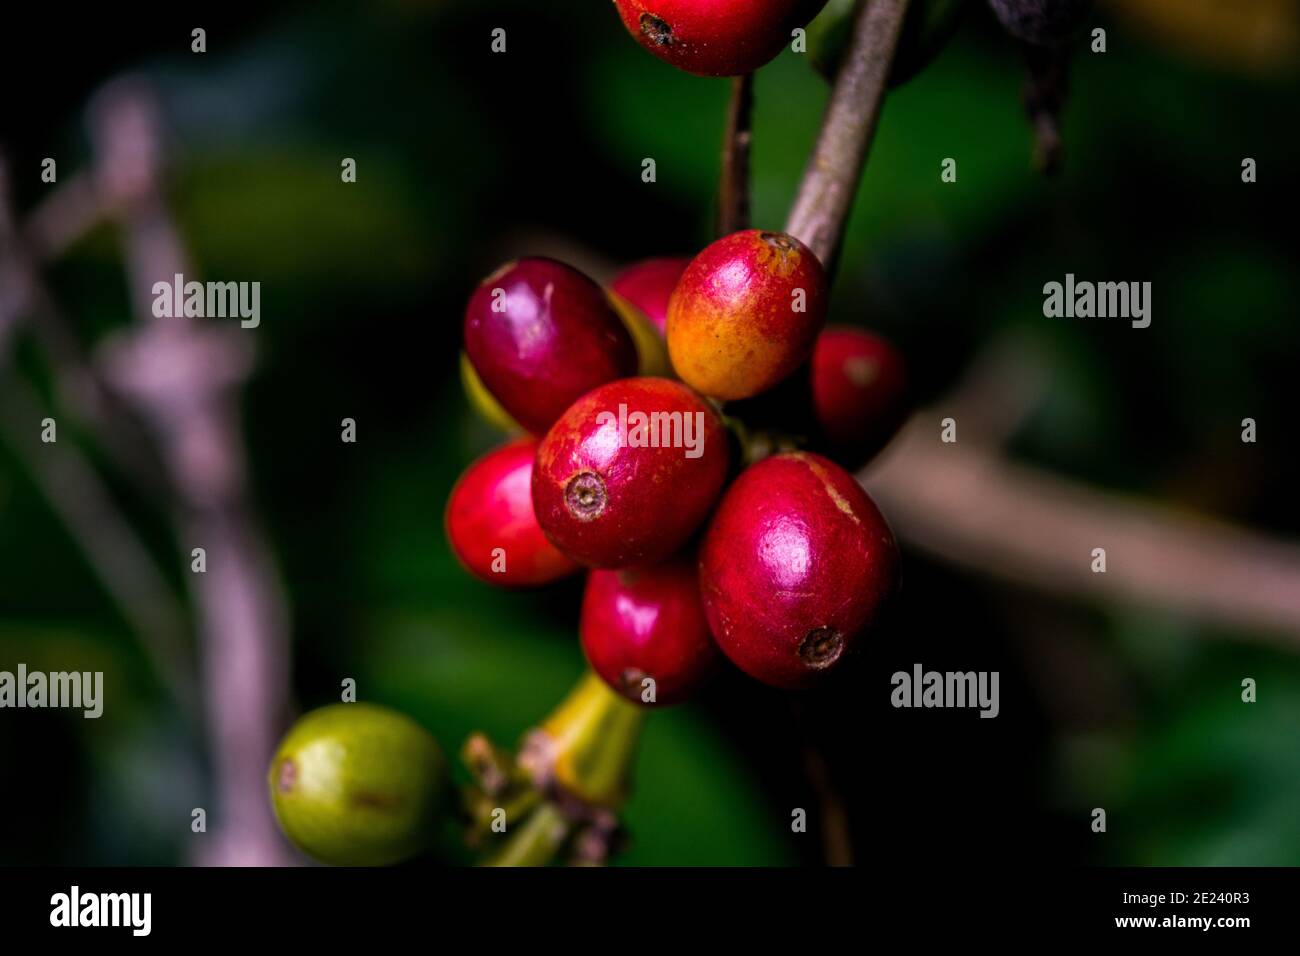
[267, 0, 941, 867]
[447, 228, 908, 698]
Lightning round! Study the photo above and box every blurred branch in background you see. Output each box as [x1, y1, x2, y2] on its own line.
[87, 80, 294, 867]
[864, 339, 1300, 647]
[0, 77, 295, 865]
[0, 157, 196, 712]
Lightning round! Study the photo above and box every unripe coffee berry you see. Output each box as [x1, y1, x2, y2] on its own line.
[581, 557, 720, 706]
[464, 258, 637, 434]
[609, 256, 691, 334]
[446, 438, 579, 587]
[811, 327, 909, 465]
[269, 703, 449, 866]
[613, 0, 829, 77]
[532, 377, 728, 569]
[668, 230, 828, 401]
[606, 292, 672, 379]
[459, 351, 522, 434]
[700, 452, 898, 689]
[986, 0, 1092, 47]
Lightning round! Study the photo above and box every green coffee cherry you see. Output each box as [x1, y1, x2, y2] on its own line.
[808, 0, 969, 87]
[269, 703, 449, 866]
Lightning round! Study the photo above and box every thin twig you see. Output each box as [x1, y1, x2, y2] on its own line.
[785, 0, 911, 270]
[0, 156, 195, 710]
[88, 79, 295, 866]
[717, 73, 754, 236]
[0, 377, 196, 702]
[24, 169, 104, 261]
[862, 353, 1300, 645]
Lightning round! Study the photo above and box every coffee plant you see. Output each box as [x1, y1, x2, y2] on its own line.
[267, 0, 1094, 867]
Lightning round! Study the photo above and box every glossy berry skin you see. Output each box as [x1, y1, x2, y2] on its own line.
[986, 0, 1092, 47]
[700, 452, 898, 689]
[446, 438, 579, 587]
[533, 377, 728, 569]
[581, 558, 720, 706]
[609, 257, 691, 334]
[613, 0, 829, 76]
[464, 258, 638, 434]
[668, 230, 828, 401]
[811, 327, 909, 465]
[269, 704, 449, 866]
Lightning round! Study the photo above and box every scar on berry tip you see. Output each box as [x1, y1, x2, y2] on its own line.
[799, 626, 844, 669]
[639, 13, 674, 46]
[565, 471, 608, 520]
[277, 758, 297, 794]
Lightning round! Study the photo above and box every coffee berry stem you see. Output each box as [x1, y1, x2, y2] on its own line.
[785, 0, 912, 273]
[461, 671, 646, 865]
[519, 671, 647, 810]
[718, 72, 755, 236]
[480, 802, 572, 867]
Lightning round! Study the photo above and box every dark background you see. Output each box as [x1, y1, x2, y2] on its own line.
[2, 0, 1298, 865]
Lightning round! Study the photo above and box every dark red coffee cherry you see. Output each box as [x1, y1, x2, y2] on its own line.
[668, 229, 828, 400]
[700, 452, 898, 689]
[609, 256, 691, 334]
[581, 557, 720, 706]
[446, 438, 579, 587]
[613, 0, 829, 77]
[464, 258, 638, 435]
[811, 326, 909, 465]
[986, 0, 1092, 47]
[532, 377, 728, 569]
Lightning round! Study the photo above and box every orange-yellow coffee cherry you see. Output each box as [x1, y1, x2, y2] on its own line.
[667, 230, 828, 401]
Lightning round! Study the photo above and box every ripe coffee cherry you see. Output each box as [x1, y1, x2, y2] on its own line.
[446, 438, 579, 587]
[533, 377, 728, 569]
[667, 230, 828, 401]
[700, 452, 898, 689]
[811, 327, 909, 464]
[464, 258, 638, 434]
[986, 0, 1091, 47]
[581, 558, 720, 706]
[609, 257, 690, 334]
[613, 0, 829, 77]
[269, 703, 449, 866]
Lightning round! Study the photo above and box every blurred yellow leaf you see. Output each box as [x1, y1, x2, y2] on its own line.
[1102, 0, 1300, 73]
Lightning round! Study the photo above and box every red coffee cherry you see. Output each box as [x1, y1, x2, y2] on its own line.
[532, 377, 728, 569]
[613, 0, 830, 77]
[667, 230, 828, 401]
[581, 557, 720, 706]
[464, 258, 638, 435]
[609, 256, 691, 334]
[700, 452, 898, 689]
[811, 327, 909, 465]
[445, 438, 579, 587]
